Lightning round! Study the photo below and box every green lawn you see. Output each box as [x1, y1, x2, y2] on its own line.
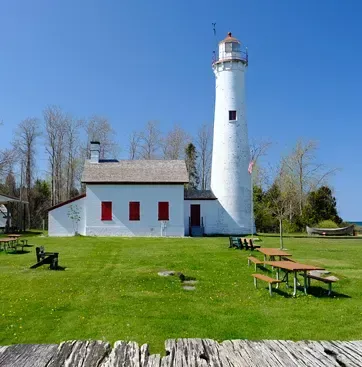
[1, 235, 362, 353]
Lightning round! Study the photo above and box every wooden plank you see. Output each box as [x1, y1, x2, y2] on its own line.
[101, 341, 140, 367]
[233, 339, 293, 367]
[220, 340, 253, 366]
[184, 338, 208, 367]
[48, 340, 110, 367]
[200, 339, 225, 367]
[0, 344, 57, 367]
[276, 340, 330, 367]
[319, 341, 362, 367]
[140, 343, 150, 367]
[294, 341, 342, 367]
[207, 338, 234, 367]
[146, 354, 162, 367]
[161, 339, 176, 367]
[1, 339, 362, 366]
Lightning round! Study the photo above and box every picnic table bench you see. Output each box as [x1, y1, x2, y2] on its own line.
[30, 246, 59, 270]
[263, 261, 325, 296]
[248, 256, 263, 270]
[252, 273, 282, 296]
[256, 248, 292, 261]
[306, 273, 337, 295]
[8, 240, 26, 253]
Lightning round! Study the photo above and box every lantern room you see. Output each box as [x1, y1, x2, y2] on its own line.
[215, 32, 248, 65]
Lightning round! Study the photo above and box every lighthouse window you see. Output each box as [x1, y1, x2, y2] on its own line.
[229, 110, 237, 121]
[225, 42, 240, 52]
[232, 42, 240, 52]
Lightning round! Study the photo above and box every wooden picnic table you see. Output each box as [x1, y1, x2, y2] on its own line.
[7, 234, 21, 245]
[256, 248, 292, 261]
[0, 237, 16, 251]
[264, 261, 325, 296]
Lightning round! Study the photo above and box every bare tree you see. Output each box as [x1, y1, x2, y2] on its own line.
[196, 123, 213, 190]
[65, 118, 83, 198]
[84, 116, 119, 159]
[162, 124, 190, 160]
[139, 121, 162, 159]
[266, 162, 295, 249]
[0, 149, 15, 179]
[284, 139, 338, 216]
[13, 118, 41, 227]
[44, 106, 68, 206]
[250, 139, 272, 165]
[128, 131, 141, 160]
[0, 121, 16, 179]
[249, 139, 272, 187]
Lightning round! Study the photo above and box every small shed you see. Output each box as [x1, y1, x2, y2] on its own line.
[0, 193, 26, 232]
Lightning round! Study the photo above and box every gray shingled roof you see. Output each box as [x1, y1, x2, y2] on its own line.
[184, 189, 217, 200]
[82, 160, 189, 184]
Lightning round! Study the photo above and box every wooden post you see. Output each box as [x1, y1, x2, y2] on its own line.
[293, 271, 297, 297]
[303, 271, 308, 295]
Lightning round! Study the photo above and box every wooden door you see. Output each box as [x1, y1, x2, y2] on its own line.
[190, 204, 201, 226]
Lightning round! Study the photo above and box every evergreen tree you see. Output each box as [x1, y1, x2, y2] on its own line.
[253, 185, 278, 233]
[184, 143, 199, 190]
[4, 171, 17, 196]
[31, 179, 51, 229]
[302, 186, 342, 226]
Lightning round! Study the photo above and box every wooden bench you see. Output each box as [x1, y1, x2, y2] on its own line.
[252, 273, 282, 296]
[248, 256, 263, 270]
[30, 246, 59, 270]
[229, 237, 245, 250]
[306, 274, 337, 296]
[229, 236, 239, 249]
[240, 238, 261, 251]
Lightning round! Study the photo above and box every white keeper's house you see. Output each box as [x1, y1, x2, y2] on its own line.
[48, 32, 255, 237]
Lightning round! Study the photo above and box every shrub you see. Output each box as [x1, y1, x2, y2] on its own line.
[282, 220, 300, 233]
[317, 220, 339, 229]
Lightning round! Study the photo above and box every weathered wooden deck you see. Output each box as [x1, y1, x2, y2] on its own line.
[1, 339, 362, 366]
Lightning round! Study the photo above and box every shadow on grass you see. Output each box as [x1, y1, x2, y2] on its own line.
[52, 265, 67, 271]
[305, 285, 351, 299]
[262, 285, 351, 299]
[257, 265, 273, 274]
[272, 288, 294, 298]
[7, 250, 31, 255]
[29, 265, 67, 271]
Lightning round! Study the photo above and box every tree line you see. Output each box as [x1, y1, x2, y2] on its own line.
[0, 110, 343, 235]
[252, 140, 342, 247]
[0, 108, 212, 229]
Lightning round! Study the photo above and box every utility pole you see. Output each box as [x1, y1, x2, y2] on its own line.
[19, 161, 25, 232]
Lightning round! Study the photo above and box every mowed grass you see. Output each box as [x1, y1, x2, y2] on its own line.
[1, 235, 362, 353]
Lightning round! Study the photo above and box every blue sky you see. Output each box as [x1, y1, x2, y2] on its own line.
[0, 0, 361, 220]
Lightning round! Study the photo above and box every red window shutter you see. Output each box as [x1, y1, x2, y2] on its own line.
[129, 202, 140, 221]
[101, 202, 112, 220]
[158, 202, 169, 220]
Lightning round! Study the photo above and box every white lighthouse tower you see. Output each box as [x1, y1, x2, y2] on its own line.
[211, 32, 253, 234]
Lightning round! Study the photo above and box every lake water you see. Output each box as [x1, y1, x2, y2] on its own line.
[347, 221, 362, 226]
